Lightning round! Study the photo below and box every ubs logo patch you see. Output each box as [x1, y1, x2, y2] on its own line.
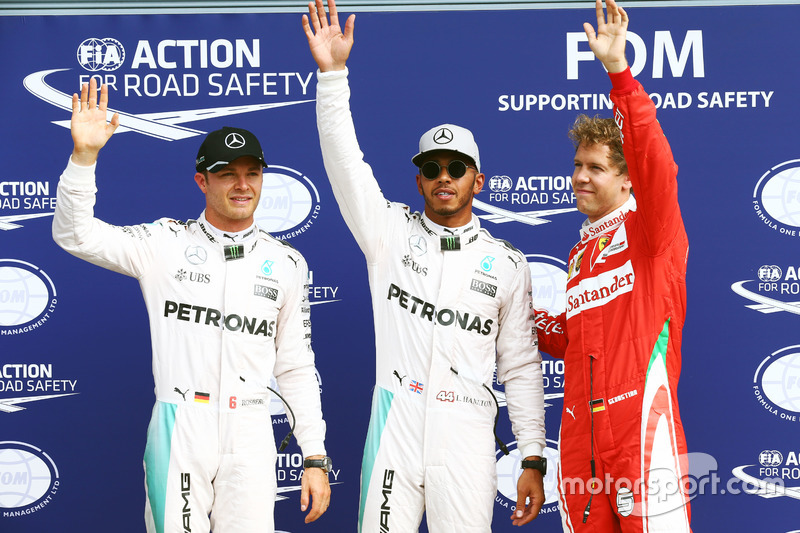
[402, 255, 428, 277]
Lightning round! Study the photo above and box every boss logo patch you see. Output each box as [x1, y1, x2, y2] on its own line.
[254, 285, 279, 301]
[470, 279, 497, 298]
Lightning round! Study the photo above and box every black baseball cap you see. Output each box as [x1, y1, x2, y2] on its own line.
[195, 126, 267, 173]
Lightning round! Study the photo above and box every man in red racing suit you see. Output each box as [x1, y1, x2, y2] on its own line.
[535, 2, 691, 532]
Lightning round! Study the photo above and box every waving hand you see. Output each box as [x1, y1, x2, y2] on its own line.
[584, 0, 629, 74]
[70, 77, 120, 166]
[302, 0, 355, 72]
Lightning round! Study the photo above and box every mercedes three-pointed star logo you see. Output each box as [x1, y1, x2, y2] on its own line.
[185, 245, 208, 265]
[409, 235, 427, 256]
[433, 128, 453, 145]
[225, 132, 246, 149]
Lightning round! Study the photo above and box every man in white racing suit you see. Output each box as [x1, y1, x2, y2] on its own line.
[303, 1, 546, 531]
[52, 79, 331, 533]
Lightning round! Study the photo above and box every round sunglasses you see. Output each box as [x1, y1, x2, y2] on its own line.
[419, 160, 477, 180]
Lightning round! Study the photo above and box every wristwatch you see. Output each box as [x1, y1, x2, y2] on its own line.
[521, 457, 547, 476]
[303, 456, 333, 473]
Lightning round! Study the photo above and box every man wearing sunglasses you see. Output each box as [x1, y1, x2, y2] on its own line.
[536, 2, 692, 532]
[303, 1, 546, 531]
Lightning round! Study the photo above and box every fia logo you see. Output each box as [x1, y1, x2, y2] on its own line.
[488, 175, 513, 193]
[77, 38, 125, 71]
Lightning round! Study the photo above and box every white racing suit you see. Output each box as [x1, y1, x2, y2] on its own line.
[316, 68, 545, 533]
[53, 158, 326, 533]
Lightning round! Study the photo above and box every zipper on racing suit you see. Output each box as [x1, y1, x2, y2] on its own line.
[583, 355, 596, 523]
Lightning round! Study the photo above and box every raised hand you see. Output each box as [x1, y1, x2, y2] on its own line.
[584, 0, 629, 74]
[71, 77, 120, 166]
[302, 0, 355, 72]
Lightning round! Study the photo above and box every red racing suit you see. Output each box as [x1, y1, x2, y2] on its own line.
[536, 68, 691, 533]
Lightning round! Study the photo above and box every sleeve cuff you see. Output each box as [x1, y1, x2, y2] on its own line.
[317, 67, 349, 81]
[62, 156, 98, 189]
[519, 441, 545, 459]
[608, 67, 638, 94]
[300, 440, 327, 459]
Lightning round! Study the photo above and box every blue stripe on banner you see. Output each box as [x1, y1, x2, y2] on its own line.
[144, 402, 176, 533]
[358, 387, 394, 533]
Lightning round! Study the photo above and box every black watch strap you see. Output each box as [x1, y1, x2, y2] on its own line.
[521, 457, 547, 475]
[303, 456, 333, 473]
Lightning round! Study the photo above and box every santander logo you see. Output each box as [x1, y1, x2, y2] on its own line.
[566, 261, 635, 318]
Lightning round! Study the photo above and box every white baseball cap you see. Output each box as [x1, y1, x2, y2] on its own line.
[411, 124, 481, 171]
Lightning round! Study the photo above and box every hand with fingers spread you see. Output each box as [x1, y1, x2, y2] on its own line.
[70, 77, 120, 166]
[300, 463, 331, 523]
[584, 0, 629, 74]
[302, 0, 355, 72]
